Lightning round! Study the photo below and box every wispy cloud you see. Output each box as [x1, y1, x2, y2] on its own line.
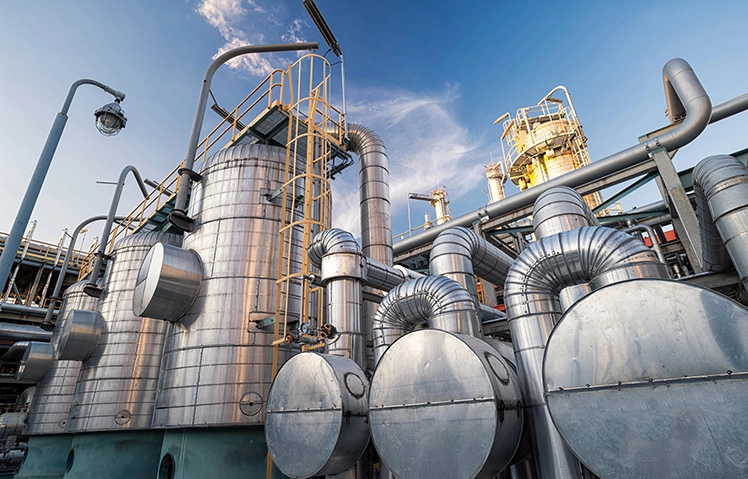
[332, 85, 488, 238]
[196, 0, 308, 76]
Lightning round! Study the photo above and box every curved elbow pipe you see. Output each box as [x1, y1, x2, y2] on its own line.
[693, 155, 748, 292]
[393, 58, 712, 256]
[533, 186, 599, 239]
[504, 226, 667, 479]
[429, 227, 514, 302]
[372, 275, 479, 364]
[347, 124, 393, 265]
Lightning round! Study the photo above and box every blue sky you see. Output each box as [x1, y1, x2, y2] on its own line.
[2, 0, 748, 247]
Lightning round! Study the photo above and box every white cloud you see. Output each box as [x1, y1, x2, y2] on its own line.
[197, 0, 309, 76]
[332, 85, 488, 239]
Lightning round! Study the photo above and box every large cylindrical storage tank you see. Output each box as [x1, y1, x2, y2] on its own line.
[15, 280, 98, 479]
[62, 230, 181, 479]
[154, 143, 302, 479]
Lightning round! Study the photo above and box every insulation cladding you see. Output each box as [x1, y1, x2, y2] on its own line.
[153, 143, 302, 427]
[24, 280, 99, 435]
[65, 231, 182, 432]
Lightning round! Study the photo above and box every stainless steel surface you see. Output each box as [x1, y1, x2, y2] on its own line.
[66, 230, 182, 432]
[155, 143, 299, 427]
[369, 329, 523, 479]
[309, 228, 409, 368]
[504, 225, 668, 479]
[0, 323, 52, 342]
[132, 242, 203, 321]
[372, 275, 479, 364]
[429, 226, 514, 329]
[347, 124, 392, 265]
[693, 155, 748, 292]
[347, 124, 393, 375]
[16, 341, 54, 382]
[544, 279, 748, 479]
[266, 353, 369, 478]
[393, 58, 712, 256]
[54, 309, 103, 361]
[25, 280, 98, 435]
[532, 186, 598, 239]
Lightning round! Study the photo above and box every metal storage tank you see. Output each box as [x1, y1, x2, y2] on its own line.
[153, 143, 303, 479]
[62, 230, 181, 479]
[16, 279, 99, 479]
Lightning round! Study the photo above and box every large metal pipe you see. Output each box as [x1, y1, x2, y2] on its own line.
[308, 229, 366, 367]
[0, 323, 52, 342]
[693, 155, 748, 292]
[309, 228, 410, 368]
[532, 186, 599, 239]
[393, 58, 712, 255]
[428, 227, 514, 335]
[504, 226, 668, 479]
[84, 165, 149, 297]
[347, 124, 393, 265]
[371, 275, 478, 364]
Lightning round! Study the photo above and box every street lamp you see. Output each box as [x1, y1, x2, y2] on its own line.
[0, 79, 127, 293]
[94, 99, 127, 136]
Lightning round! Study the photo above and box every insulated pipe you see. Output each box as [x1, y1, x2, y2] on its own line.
[308, 229, 366, 367]
[693, 173, 731, 272]
[504, 226, 668, 479]
[693, 155, 748, 292]
[429, 227, 514, 315]
[42, 215, 123, 326]
[623, 224, 667, 266]
[346, 123, 393, 265]
[0, 323, 52, 343]
[393, 58, 712, 256]
[2, 341, 31, 361]
[169, 42, 318, 230]
[371, 275, 479, 364]
[0, 303, 58, 319]
[84, 165, 149, 297]
[532, 186, 599, 239]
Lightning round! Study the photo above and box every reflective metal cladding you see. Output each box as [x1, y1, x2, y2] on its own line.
[545, 279, 748, 479]
[153, 143, 301, 427]
[66, 230, 182, 432]
[24, 280, 99, 435]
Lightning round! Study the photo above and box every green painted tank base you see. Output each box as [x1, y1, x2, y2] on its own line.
[62, 430, 165, 479]
[15, 434, 74, 479]
[157, 427, 290, 479]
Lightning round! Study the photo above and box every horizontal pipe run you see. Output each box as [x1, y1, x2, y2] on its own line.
[394, 58, 714, 256]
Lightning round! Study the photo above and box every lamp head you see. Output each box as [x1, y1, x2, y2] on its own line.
[94, 99, 127, 136]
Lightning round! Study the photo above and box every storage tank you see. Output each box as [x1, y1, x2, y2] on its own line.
[16, 279, 99, 479]
[63, 230, 181, 479]
[147, 143, 304, 479]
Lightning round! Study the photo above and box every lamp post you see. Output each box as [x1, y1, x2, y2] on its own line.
[168, 42, 318, 231]
[0, 79, 127, 293]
